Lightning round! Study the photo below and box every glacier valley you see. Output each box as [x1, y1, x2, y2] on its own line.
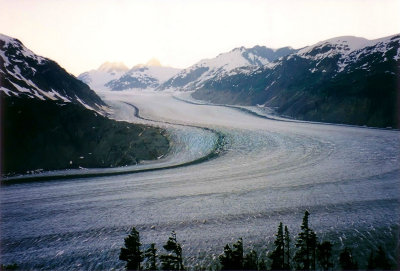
[1, 91, 399, 270]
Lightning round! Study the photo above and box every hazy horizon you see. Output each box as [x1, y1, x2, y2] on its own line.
[1, 0, 399, 76]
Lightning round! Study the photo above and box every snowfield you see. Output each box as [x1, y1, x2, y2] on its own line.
[1, 91, 399, 269]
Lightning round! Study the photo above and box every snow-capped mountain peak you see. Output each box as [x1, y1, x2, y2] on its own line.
[299, 36, 369, 54]
[293, 34, 400, 73]
[145, 58, 162, 67]
[97, 61, 129, 73]
[298, 35, 399, 58]
[195, 47, 258, 71]
[78, 61, 129, 91]
[104, 60, 181, 91]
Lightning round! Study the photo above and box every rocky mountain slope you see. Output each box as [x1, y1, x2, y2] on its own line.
[192, 35, 400, 128]
[158, 45, 296, 91]
[0, 34, 106, 112]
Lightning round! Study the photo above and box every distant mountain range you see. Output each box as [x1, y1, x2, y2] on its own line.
[78, 34, 399, 128]
[78, 46, 295, 92]
[0, 34, 169, 176]
[78, 59, 181, 91]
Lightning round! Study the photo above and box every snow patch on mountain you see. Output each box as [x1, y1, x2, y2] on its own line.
[336, 35, 400, 73]
[0, 34, 46, 65]
[296, 34, 400, 73]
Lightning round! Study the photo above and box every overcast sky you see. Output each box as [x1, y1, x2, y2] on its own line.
[1, 0, 399, 75]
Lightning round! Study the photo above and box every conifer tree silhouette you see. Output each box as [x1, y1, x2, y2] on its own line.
[219, 238, 244, 270]
[243, 249, 258, 270]
[160, 231, 184, 270]
[284, 225, 291, 270]
[144, 243, 157, 270]
[317, 241, 333, 271]
[339, 247, 358, 270]
[294, 211, 317, 270]
[120, 227, 143, 270]
[367, 246, 391, 270]
[269, 222, 285, 270]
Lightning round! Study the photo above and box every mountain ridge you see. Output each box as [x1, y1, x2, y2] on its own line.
[0, 33, 106, 112]
[157, 45, 297, 91]
[192, 34, 400, 128]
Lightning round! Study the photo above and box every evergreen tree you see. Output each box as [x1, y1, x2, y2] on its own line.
[258, 257, 267, 271]
[317, 241, 333, 271]
[243, 249, 258, 270]
[144, 243, 158, 270]
[120, 227, 143, 270]
[367, 246, 391, 270]
[219, 244, 235, 270]
[219, 238, 244, 270]
[367, 250, 375, 270]
[232, 238, 244, 269]
[160, 231, 184, 270]
[284, 225, 291, 270]
[375, 246, 391, 270]
[269, 222, 285, 270]
[339, 247, 358, 270]
[294, 210, 318, 270]
[0, 264, 18, 271]
[310, 231, 317, 270]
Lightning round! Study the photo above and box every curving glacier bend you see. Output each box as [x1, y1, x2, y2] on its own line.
[1, 91, 399, 269]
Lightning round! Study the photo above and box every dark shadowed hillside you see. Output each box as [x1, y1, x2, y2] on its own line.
[1, 95, 169, 176]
